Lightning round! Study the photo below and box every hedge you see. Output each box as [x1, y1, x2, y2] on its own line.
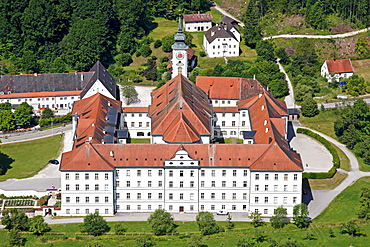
[297, 128, 340, 179]
[39, 113, 72, 127]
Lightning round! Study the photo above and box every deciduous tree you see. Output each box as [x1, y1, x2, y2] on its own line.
[80, 212, 110, 236]
[293, 203, 310, 228]
[196, 211, 221, 235]
[300, 95, 319, 117]
[29, 215, 51, 235]
[14, 102, 33, 126]
[147, 209, 176, 236]
[1, 208, 29, 231]
[270, 206, 288, 229]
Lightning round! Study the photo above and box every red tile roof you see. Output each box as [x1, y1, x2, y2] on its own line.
[183, 13, 213, 22]
[0, 90, 81, 99]
[122, 107, 148, 113]
[212, 107, 239, 112]
[325, 59, 353, 74]
[149, 75, 212, 143]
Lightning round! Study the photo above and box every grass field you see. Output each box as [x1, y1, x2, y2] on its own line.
[308, 172, 348, 190]
[0, 135, 63, 181]
[352, 59, 370, 82]
[299, 110, 339, 139]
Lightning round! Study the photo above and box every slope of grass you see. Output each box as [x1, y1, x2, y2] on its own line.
[0, 135, 63, 181]
[299, 110, 339, 139]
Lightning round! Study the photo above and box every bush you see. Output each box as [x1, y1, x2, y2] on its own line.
[199, 51, 206, 57]
[154, 40, 162, 48]
[160, 56, 169, 63]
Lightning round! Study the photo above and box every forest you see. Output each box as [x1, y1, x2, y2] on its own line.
[0, 0, 209, 74]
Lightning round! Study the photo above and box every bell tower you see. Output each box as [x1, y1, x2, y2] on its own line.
[171, 17, 188, 78]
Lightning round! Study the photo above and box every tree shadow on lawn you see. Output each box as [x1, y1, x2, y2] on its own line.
[0, 152, 14, 175]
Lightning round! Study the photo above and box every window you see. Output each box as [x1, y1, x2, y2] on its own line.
[137, 205, 141, 210]
[255, 185, 259, 191]
[283, 197, 287, 204]
[284, 185, 288, 191]
[126, 193, 130, 199]
[242, 121, 245, 126]
[85, 173, 89, 180]
[169, 193, 173, 200]
[201, 181, 205, 187]
[169, 170, 173, 177]
[293, 197, 297, 203]
[158, 170, 163, 176]
[116, 181, 120, 187]
[201, 205, 204, 210]
[284, 174, 288, 181]
[233, 181, 236, 187]
[274, 185, 278, 191]
[190, 181, 194, 188]
[293, 185, 297, 192]
[148, 205, 152, 210]
[105, 173, 108, 180]
[85, 197, 89, 203]
[95, 197, 99, 203]
[169, 205, 173, 210]
[211, 181, 215, 187]
[116, 193, 120, 199]
[66, 184, 70, 191]
[159, 193, 163, 199]
[243, 181, 248, 187]
[75, 184, 79, 191]
[66, 209, 70, 214]
[265, 174, 269, 180]
[85, 184, 89, 190]
[222, 121, 225, 126]
[180, 193, 184, 200]
[274, 174, 278, 180]
[232, 121, 235, 126]
[180, 181, 184, 187]
[105, 184, 108, 191]
[139, 122, 142, 127]
[222, 170, 226, 176]
[105, 209, 109, 214]
[137, 181, 141, 187]
[264, 209, 268, 214]
[233, 170, 237, 177]
[190, 205, 194, 211]
[211, 205, 215, 210]
[65, 173, 69, 180]
[211, 193, 215, 199]
[105, 197, 109, 203]
[66, 197, 70, 203]
[158, 181, 163, 187]
[222, 181, 226, 187]
[126, 205, 130, 210]
[190, 170, 194, 177]
[222, 113, 226, 117]
[255, 197, 259, 203]
[85, 209, 89, 214]
[169, 181, 173, 187]
[211, 170, 215, 177]
[137, 170, 141, 177]
[233, 193, 236, 199]
[201, 170, 205, 176]
[264, 197, 268, 203]
[255, 174, 259, 180]
[148, 181, 152, 187]
[127, 181, 130, 187]
[95, 173, 99, 180]
[180, 170, 184, 177]
[294, 174, 298, 181]
[232, 205, 236, 210]
[243, 170, 248, 176]
[243, 193, 247, 200]
[137, 193, 141, 199]
[95, 184, 99, 191]
[148, 170, 152, 177]
[201, 193, 204, 199]
[126, 170, 130, 176]
[131, 122, 134, 127]
[222, 193, 226, 199]
[190, 193, 194, 200]
[274, 197, 278, 204]
[242, 112, 246, 117]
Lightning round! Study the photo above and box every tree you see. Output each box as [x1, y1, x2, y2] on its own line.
[29, 215, 51, 235]
[294, 84, 314, 102]
[13, 102, 33, 126]
[242, 0, 262, 48]
[355, 36, 370, 59]
[293, 203, 310, 228]
[226, 213, 235, 229]
[147, 209, 176, 236]
[135, 235, 156, 247]
[236, 237, 255, 247]
[275, 48, 290, 65]
[256, 40, 275, 61]
[357, 187, 370, 220]
[114, 53, 133, 67]
[340, 220, 361, 236]
[0, 110, 14, 131]
[196, 211, 221, 235]
[139, 44, 152, 58]
[113, 222, 126, 235]
[270, 206, 288, 229]
[300, 95, 319, 117]
[161, 35, 173, 53]
[250, 211, 263, 227]
[80, 212, 110, 236]
[187, 234, 204, 247]
[1, 208, 29, 231]
[7, 228, 26, 246]
[121, 84, 139, 105]
[41, 107, 54, 119]
[0, 102, 12, 111]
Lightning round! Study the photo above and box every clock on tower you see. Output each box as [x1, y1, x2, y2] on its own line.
[171, 17, 188, 79]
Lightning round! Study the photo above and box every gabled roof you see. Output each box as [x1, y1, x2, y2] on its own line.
[183, 13, 213, 22]
[122, 107, 148, 113]
[204, 24, 238, 44]
[325, 59, 353, 74]
[80, 61, 117, 99]
[149, 75, 212, 143]
[220, 16, 239, 25]
[72, 93, 121, 148]
[0, 90, 81, 99]
[212, 107, 239, 112]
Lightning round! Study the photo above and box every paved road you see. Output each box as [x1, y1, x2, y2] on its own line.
[211, 2, 245, 27]
[263, 27, 370, 40]
[295, 123, 370, 219]
[277, 60, 296, 109]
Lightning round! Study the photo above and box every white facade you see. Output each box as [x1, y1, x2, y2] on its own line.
[321, 61, 354, 83]
[214, 111, 252, 140]
[184, 20, 212, 32]
[83, 79, 116, 100]
[203, 26, 240, 58]
[123, 112, 151, 139]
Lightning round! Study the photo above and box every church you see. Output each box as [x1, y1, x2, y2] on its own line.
[59, 19, 303, 217]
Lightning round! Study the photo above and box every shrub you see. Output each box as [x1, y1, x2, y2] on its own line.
[199, 51, 206, 57]
[154, 40, 162, 48]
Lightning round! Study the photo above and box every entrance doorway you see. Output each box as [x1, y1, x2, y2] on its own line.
[179, 206, 184, 212]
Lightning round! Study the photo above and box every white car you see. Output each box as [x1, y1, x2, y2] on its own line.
[216, 210, 228, 215]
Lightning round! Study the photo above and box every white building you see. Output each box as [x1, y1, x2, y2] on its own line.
[171, 18, 189, 79]
[203, 23, 240, 58]
[0, 61, 117, 115]
[321, 59, 354, 83]
[183, 13, 213, 32]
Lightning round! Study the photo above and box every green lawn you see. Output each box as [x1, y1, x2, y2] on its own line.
[128, 138, 151, 144]
[0, 135, 63, 181]
[299, 110, 339, 139]
[308, 172, 348, 190]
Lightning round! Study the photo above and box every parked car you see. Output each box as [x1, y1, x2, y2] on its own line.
[216, 210, 228, 215]
[49, 160, 59, 165]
